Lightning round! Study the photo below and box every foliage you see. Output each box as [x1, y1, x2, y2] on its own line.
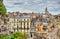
[0, 34, 9, 39]
[0, 32, 27, 39]
[0, 1, 6, 17]
[11, 32, 27, 39]
[0, 0, 3, 2]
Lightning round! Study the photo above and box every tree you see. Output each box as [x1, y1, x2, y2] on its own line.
[11, 32, 27, 39]
[0, 32, 27, 39]
[0, 0, 3, 2]
[0, 34, 9, 39]
[0, 0, 6, 17]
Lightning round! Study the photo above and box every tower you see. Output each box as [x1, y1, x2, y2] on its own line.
[45, 7, 49, 14]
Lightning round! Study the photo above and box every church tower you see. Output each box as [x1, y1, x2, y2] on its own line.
[45, 7, 49, 14]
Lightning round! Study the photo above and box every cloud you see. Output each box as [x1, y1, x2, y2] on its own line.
[14, 2, 25, 5]
[3, 0, 60, 15]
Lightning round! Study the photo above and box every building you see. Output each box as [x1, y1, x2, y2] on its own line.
[28, 8, 58, 39]
[7, 13, 31, 34]
[0, 15, 4, 28]
[18, 15, 31, 33]
[4, 8, 59, 39]
[0, 18, 4, 28]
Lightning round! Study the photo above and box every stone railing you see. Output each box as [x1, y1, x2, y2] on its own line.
[47, 26, 58, 39]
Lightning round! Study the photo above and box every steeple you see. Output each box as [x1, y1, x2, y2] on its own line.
[45, 7, 49, 14]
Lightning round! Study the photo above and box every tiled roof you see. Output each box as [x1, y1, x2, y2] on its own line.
[20, 15, 30, 18]
[43, 18, 50, 23]
[14, 16, 20, 19]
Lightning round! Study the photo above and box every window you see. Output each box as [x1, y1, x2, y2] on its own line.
[27, 26, 29, 30]
[13, 27, 16, 32]
[30, 27, 36, 32]
[22, 22, 24, 26]
[14, 23, 17, 26]
[24, 22, 25, 26]
[11, 23, 14, 26]
[27, 22, 29, 25]
[25, 25, 27, 29]
[19, 19, 21, 22]
[22, 19, 24, 21]
[24, 19, 25, 21]
[17, 19, 19, 21]
[21, 22, 22, 26]
[43, 18, 50, 23]
[25, 19, 27, 21]
[18, 23, 20, 26]
[19, 21, 20, 22]
[43, 26, 47, 31]
[20, 26, 22, 29]
[24, 26, 25, 29]
[14, 23, 15, 26]
[22, 25, 24, 29]
[27, 19, 29, 21]
[31, 33, 32, 37]
[17, 26, 19, 31]
[25, 22, 27, 26]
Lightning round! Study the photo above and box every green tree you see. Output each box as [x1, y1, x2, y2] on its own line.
[0, 34, 9, 39]
[11, 32, 27, 39]
[0, 0, 6, 17]
[0, 0, 3, 2]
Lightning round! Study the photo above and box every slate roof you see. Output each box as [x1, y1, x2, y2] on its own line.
[20, 15, 30, 18]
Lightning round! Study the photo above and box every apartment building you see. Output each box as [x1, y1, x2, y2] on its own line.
[7, 13, 31, 34]
[18, 15, 31, 33]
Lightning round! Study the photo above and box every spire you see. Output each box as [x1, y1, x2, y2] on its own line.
[45, 7, 49, 14]
[45, 7, 48, 12]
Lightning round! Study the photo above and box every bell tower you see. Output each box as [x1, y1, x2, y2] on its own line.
[45, 7, 49, 14]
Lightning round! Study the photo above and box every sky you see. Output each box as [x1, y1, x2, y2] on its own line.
[3, 0, 60, 15]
